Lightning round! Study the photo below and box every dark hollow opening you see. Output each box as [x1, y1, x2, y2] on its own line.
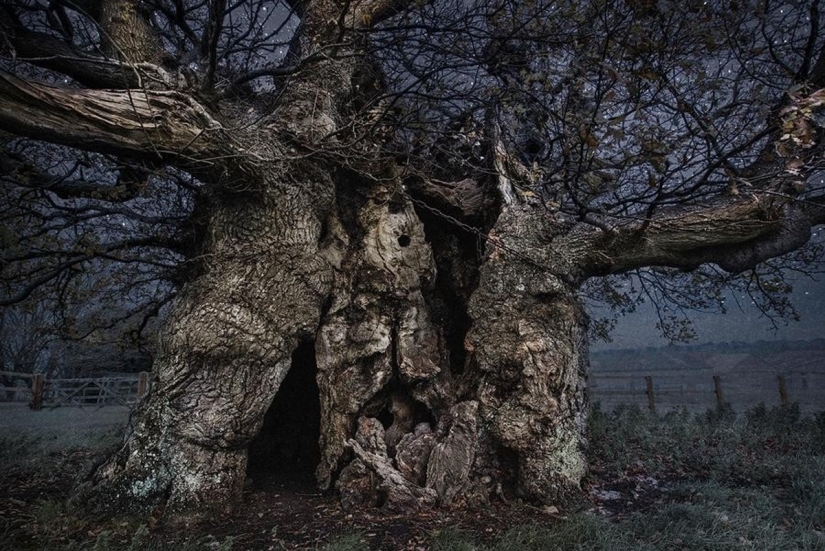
[497, 445, 520, 499]
[374, 394, 437, 429]
[397, 234, 411, 247]
[376, 406, 394, 429]
[412, 206, 482, 376]
[247, 340, 321, 490]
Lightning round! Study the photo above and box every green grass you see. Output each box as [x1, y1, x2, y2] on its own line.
[316, 533, 369, 551]
[3, 404, 823, 550]
[431, 404, 825, 551]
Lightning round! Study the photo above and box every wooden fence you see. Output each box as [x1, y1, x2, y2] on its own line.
[1, 369, 821, 414]
[589, 370, 825, 415]
[0, 371, 150, 409]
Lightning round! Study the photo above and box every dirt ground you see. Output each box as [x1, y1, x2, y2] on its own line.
[0, 403, 666, 550]
[1, 453, 642, 551]
[210, 476, 560, 550]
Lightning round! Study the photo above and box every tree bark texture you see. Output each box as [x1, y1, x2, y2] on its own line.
[4, 0, 822, 521]
[65, 83, 825, 522]
[74, 170, 337, 516]
[311, 175, 590, 511]
[73, 160, 593, 518]
[465, 202, 590, 506]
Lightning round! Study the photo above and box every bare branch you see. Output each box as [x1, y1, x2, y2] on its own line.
[201, 0, 227, 90]
[578, 195, 816, 277]
[0, 72, 229, 167]
[1, 22, 175, 89]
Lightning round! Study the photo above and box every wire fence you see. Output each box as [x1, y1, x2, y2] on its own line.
[2, 369, 822, 415]
[590, 370, 825, 415]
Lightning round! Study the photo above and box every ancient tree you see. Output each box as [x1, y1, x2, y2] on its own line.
[1, 0, 824, 518]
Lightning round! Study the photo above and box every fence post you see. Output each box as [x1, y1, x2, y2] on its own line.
[778, 375, 789, 406]
[645, 376, 656, 413]
[713, 375, 725, 409]
[30, 373, 45, 411]
[137, 372, 150, 399]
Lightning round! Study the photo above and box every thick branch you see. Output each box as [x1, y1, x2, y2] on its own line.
[572, 86, 825, 278]
[578, 196, 819, 277]
[0, 72, 229, 168]
[96, 0, 167, 65]
[302, 0, 429, 34]
[201, 0, 227, 90]
[2, 24, 175, 89]
[358, 0, 425, 26]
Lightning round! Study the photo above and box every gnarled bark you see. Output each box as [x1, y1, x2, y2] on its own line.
[0, 72, 227, 167]
[314, 177, 448, 490]
[310, 174, 591, 510]
[464, 202, 590, 505]
[73, 171, 337, 517]
[3, 0, 823, 524]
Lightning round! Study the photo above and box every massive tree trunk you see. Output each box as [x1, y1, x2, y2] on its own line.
[310, 169, 591, 510]
[465, 203, 590, 506]
[59, 73, 825, 526]
[72, 155, 592, 518]
[57, 0, 594, 517]
[4, 0, 824, 523]
[74, 169, 338, 515]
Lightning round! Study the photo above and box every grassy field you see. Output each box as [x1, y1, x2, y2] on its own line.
[429, 404, 825, 551]
[0, 403, 130, 456]
[1, 403, 823, 550]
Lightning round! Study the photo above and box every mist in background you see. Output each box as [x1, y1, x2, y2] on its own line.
[591, 272, 825, 351]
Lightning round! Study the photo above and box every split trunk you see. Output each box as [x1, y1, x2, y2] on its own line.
[74, 161, 591, 517]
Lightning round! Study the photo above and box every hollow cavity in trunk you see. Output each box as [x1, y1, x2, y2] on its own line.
[247, 339, 321, 491]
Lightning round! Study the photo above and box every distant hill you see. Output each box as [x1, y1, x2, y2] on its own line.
[589, 340, 825, 414]
[591, 339, 825, 375]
